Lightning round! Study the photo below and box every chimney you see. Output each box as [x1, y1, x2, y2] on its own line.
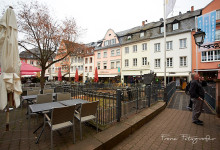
[142, 21, 145, 26]
[179, 11, 182, 15]
[160, 18, 163, 21]
[191, 6, 194, 12]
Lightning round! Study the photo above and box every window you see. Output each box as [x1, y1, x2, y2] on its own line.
[155, 59, 160, 68]
[104, 51, 107, 58]
[85, 67, 88, 72]
[166, 41, 173, 50]
[127, 35, 131, 40]
[116, 49, 120, 56]
[111, 39, 116, 44]
[71, 58, 74, 64]
[75, 57, 77, 62]
[154, 43, 160, 52]
[133, 58, 137, 66]
[85, 58, 88, 64]
[81, 65, 83, 70]
[97, 62, 100, 69]
[140, 32, 144, 38]
[78, 57, 80, 63]
[104, 41, 108, 46]
[167, 58, 173, 67]
[216, 9, 220, 20]
[111, 50, 115, 56]
[180, 56, 187, 67]
[30, 61, 33, 65]
[142, 57, 147, 65]
[208, 51, 214, 61]
[142, 43, 147, 51]
[111, 62, 115, 69]
[216, 30, 220, 41]
[173, 23, 179, 30]
[133, 45, 137, 53]
[116, 61, 120, 68]
[90, 57, 92, 63]
[125, 47, 129, 54]
[97, 52, 101, 58]
[180, 39, 187, 48]
[125, 59, 129, 67]
[89, 66, 92, 72]
[160, 27, 164, 33]
[214, 50, 220, 60]
[103, 62, 107, 69]
[201, 51, 207, 61]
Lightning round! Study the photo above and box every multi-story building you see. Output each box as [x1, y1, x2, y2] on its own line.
[149, 8, 201, 85]
[119, 22, 152, 83]
[94, 29, 122, 83]
[19, 48, 51, 78]
[192, 0, 220, 81]
[83, 42, 96, 82]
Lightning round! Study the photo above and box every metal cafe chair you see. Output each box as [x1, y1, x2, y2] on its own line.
[74, 101, 99, 140]
[56, 93, 71, 101]
[44, 105, 76, 149]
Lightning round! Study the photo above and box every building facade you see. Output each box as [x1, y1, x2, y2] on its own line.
[192, 0, 220, 81]
[94, 29, 122, 83]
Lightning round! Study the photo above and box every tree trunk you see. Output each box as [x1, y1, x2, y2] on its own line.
[40, 69, 46, 92]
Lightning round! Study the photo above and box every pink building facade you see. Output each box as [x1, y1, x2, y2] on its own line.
[94, 29, 121, 82]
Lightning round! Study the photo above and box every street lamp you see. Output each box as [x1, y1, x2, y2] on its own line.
[193, 29, 205, 47]
[193, 29, 220, 49]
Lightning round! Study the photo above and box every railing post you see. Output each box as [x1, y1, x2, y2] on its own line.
[216, 79, 220, 118]
[116, 89, 122, 122]
[136, 88, 139, 110]
[164, 87, 167, 105]
[148, 85, 151, 107]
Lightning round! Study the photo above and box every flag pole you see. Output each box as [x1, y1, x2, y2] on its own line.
[164, 0, 167, 87]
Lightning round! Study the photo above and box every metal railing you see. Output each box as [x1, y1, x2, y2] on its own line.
[203, 84, 216, 111]
[164, 81, 176, 104]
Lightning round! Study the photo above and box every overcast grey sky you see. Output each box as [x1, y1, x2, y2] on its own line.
[1, 0, 213, 44]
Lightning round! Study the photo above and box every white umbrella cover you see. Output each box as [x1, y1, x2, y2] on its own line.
[0, 7, 22, 110]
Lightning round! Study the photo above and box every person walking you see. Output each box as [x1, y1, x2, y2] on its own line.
[189, 73, 205, 125]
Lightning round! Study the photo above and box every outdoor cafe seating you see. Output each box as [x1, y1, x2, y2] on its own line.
[44, 105, 76, 149]
[74, 101, 99, 140]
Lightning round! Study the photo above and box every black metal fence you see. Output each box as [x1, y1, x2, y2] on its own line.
[164, 81, 176, 104]
[203, 84, 216, 111]
[70, 83, 164, 126]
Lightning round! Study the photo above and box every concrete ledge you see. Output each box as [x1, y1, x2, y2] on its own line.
[73, 101, 166, 150]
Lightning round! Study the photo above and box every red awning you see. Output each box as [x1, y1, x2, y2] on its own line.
[0, 61, 41, 74]
[20, 61, 41, 72]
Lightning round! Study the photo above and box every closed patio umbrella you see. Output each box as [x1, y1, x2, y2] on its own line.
[0, 7, 22, 130]
[94, 67, 99, 83]
[58, 68, 62, 81]
[74, 68, 79, 82]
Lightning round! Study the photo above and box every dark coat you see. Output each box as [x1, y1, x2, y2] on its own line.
[189, 80, 205, 99]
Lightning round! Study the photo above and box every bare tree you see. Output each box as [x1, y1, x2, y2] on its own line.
[17, 1, 79, 89]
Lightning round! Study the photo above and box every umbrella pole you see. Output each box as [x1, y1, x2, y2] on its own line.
[6, 92, 13, 131]
[6, 104, 9, 131]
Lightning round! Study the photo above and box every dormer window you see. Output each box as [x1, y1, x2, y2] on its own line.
[173, 23, 179, 30]
[160, 27, 164, 33]
[127, 35, 131, 40]
[109, 34, 111, 36]
[140, 32, 144, 38]
[111, 39, 116, 44]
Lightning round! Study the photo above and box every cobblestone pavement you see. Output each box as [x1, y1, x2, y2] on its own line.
[113, 92, 220, 150]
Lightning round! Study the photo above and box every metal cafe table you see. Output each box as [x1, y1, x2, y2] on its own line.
[28, 99, 88, 144]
